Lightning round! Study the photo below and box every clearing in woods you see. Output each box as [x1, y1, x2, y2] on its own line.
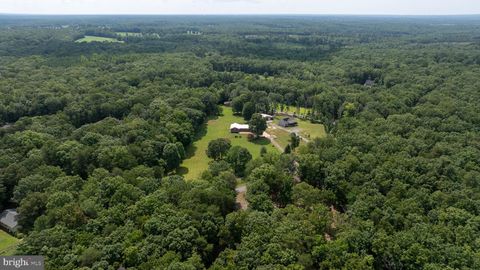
[275, 104, 310, 116]
[267, 116, 327, 149]
[178, 106, 277, 180]
[179, 106, 326, 179]
[75, 36, 124, 43]
[297, 119, 327, 140]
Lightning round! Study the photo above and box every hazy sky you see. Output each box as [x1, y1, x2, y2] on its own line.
[1, 0, 479, 15]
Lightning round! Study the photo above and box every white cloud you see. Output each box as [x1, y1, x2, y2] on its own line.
[0, 0, 479, 15]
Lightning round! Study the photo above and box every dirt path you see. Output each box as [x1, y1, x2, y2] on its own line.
[263, 131, 284, 152]
[233, 132, 283, 211]
[235, 185, 248, 210]
[264, 131, 303, 183]
[330, 205, 339, 229]
[324, 205, 340, 241]
[271, 124, 310, 143]
[293, 160, 301, 183]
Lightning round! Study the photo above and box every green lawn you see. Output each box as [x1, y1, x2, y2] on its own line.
[75, 36, 124, 43]
[275, 104, 310, 115]
[297, 119, 327, 139]
[178, 106, 278, 180]
[269, 116, 327, 148]
[267, 127, 291, 149]
[0, 230, 20, 256]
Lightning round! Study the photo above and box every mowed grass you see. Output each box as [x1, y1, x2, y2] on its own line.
[0, 230, 20, 256]
[267, 127, 291, 149]
[75, 36, 124, 43]
[178, 106, 278, 180]
[268, 116, 327, 148]
[297, 120, 327, 139]
[275, 104, 310, 115]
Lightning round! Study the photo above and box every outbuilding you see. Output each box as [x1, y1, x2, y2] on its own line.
[0, 209, 19, 233]
[260, 114, 274, 121]
[278, 117, 298, 127]
[364, 78, 375, 87]
[230, 123, 250, 133]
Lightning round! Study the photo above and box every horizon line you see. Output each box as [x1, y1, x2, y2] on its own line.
[1, 13, 480, 17]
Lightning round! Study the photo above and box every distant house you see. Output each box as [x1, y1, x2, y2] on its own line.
[278, 117, 298, 127]
[230, 123, 250, 133]
[0, 209, 19, 233]
[364, 78, 375, 87]
[260, 113, 274, 121]
[187, 30, 202, 35]
[0, 123, 12, 130]
[223, 101, 232, 106]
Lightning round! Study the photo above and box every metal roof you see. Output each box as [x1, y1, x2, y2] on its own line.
[230, 123, 249, 130]
[0, 209, 19, 230]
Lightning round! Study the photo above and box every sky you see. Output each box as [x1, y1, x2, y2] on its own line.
[1, 0, 479, 15]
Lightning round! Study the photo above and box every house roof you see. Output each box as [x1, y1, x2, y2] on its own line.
[280, 117, 297, 124]
[0, 209, 19, 230]
[230, 123, 249, 130]
[364, 79, 375, 86]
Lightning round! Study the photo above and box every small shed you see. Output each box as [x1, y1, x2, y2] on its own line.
[260, 114, 274, 121]
[0, 209, 19, 233]
[278, 117, 298, 127]
[364, 78, 375, 87]
[230, 123, 250, 133]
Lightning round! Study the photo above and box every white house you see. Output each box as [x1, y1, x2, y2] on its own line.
[230, 123, 250, 133]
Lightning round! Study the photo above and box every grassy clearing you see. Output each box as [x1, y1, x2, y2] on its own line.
[0, 230, 20, 256]
[75, 36, 124, 43]
[297, 120, 327, 139]
[268, 116, 327, 148]
[275, 104, 310, 115]
[267, 127, 291, 149]
[178, 106, 278, 180]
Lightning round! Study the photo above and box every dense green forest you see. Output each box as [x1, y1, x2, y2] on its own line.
[0, 15, 479, 269]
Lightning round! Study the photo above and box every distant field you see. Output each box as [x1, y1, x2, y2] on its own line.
[275, 104, 310, 115]
[75, 36, 124, 43]
[0, 230, 20, 256]
[179, 106, 278, 180]
[116, 32, 143, 37]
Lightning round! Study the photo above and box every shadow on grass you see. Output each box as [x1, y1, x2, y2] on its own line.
[184, 143, 199, 160]
[177, 166, 189, 176]
[251, 137, 271, 146]
[182, 112, 223, 162]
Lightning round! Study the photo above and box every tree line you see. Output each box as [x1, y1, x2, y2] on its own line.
[0, 15, 479, 269]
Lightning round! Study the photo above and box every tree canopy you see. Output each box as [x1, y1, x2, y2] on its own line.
[0, 15, 479, 270]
